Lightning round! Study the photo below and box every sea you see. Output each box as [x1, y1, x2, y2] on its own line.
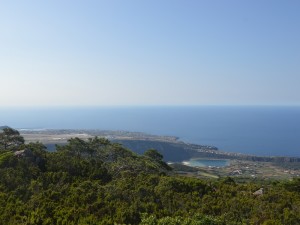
[0, 106, 299, 157]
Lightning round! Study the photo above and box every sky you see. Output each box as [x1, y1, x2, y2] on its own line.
[0, 0, 299, 106]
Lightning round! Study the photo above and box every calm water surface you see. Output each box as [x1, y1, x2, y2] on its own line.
[0, 106, 299, 157]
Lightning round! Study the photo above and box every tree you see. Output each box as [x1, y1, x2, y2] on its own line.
[0, 127, 25, 151]
[144, 149, 164, 161]
[144, 149, 172, 171]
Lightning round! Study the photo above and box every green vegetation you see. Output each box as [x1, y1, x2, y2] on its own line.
[0, 128, 300, 224]
[0, 127, 25, 150]
[0, 151, 13, 165]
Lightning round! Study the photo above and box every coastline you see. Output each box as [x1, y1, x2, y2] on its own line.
[10, 128, 300, 179]
[19, 129, 300, 162]
[1, 105, 299, 157]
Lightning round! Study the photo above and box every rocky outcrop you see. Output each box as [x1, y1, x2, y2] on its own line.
[14, 149, 33, 158]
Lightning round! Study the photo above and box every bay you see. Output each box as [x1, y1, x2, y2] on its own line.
[0, 106, 299, 157]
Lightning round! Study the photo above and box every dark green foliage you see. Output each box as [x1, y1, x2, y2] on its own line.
[0, 127, 24, 151]
[144, 149, 172, 172]
[283, 178, 300, 192]
[140, 213, 223, 225]
[0, 151, 14, 165]
[0, 135, 300, 224]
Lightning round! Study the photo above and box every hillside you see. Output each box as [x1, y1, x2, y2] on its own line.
[0, 129, 300, 224]
[0, 126, 10, 131]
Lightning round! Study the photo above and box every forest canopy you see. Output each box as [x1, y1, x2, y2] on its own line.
[0, 128, 299, 224]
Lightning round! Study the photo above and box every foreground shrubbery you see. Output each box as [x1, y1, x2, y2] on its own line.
[0, 129, 300, 224]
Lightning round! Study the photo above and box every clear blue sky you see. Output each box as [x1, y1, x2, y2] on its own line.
[1, 0, 299, 106]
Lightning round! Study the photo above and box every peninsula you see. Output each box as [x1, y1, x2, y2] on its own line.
[19, 129, 300, 180]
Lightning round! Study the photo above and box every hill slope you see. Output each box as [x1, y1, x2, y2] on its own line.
[0, 135, 300, 224]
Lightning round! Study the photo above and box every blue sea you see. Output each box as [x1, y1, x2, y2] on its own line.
[0, 106, 299, 157]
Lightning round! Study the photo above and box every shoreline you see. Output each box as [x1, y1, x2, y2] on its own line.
[19, 128, 300, 161]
